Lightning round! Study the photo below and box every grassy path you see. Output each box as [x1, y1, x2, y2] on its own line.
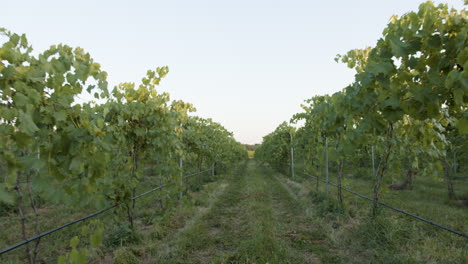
[107, 160, 467, 263]
[146, 160, 332, 264]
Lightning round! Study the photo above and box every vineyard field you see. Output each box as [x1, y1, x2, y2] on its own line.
[1, 1, 467, 263]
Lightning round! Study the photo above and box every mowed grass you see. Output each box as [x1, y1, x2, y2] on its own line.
[2, 160, 465, 263]
[279, 161, 468, 264]
[140, 160, 333, 264]
[0, 165, 235, 263]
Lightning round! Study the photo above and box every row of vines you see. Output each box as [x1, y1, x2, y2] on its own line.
[0, 27, 247, 263]
[255, 2, 467, 214]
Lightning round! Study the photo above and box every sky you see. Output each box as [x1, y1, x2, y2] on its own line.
[1, 0, 465, 144]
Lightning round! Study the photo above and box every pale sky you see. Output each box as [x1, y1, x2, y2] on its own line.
[1, 0, 465, 144]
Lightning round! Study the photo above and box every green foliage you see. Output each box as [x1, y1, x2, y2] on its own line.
[352, 214, 415, 263]
[57, 237, 88, 264]
[254, 122, 295, 174]
[112, 248, 139, 264]
[0, 200, 16, 215]
[104, 224, 142, 248]
[309, 191, 346, 218]
[182, 116, 248, 171]
[0, 26, 247, 263]
[258, 1, 467, 211]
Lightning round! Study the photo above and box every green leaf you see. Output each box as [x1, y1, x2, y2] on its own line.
[103, 107, 109, 117]
[456, 117, 468, 134]
[69, 248, 87, 264]
[18, 154, 45, 170]
[14, 132, 33, 148]
[0, 185, 14, 204]
[445, 70, 461, 89]
[453, 88, 463, 106]
[381, 94, 400, 109]
[366, 60, 395, 75]
[20, 34, 28, 48]
[81, 225, 89, 236]
[55, 111, 68, 122]
[13, 92, 29, 107]
[90, 229, 102, 247]
[70, 236, 79, 249]
[10, 34, 20, 46]
[69, 156, 82, 171]
[389, 37, 410, 57]
[96, 118, 104, 128]
[18, 111, 39, 134]
[2, 65, 15, 78]
[57, 255, 67, 264]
